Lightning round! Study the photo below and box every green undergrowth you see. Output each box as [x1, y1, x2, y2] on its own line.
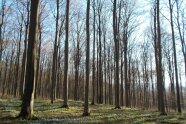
[0, 98, 186, 124]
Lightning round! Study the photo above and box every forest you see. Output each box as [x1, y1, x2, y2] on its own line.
[0, 0, 186, 123]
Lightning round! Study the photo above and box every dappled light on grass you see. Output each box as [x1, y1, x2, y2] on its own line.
[0, 98, 186, 123]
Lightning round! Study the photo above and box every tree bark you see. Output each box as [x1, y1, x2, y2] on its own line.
[157, 0, 166, 115]
[51, 0, 59, 104]
[168, 0, 181, 113]
[62, 0, 70, 108]
[0, 0, 5, 61]
[113, 0, 120, 109]
[20, 0, 30, 99]
[91, 0, 96, 105]
[35, 23, 42, 99]
[14, 16, 23, 97]
[83, 0, 90, 116]
[19, 0, 39, 118]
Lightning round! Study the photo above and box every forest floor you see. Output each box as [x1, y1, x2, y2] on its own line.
[0, 98, 186, 124]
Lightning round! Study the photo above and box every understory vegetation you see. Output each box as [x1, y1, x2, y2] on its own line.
[0, 98, 186, 124]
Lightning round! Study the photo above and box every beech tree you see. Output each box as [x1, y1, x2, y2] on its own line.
[51, 0, 60, 104]
[62, 0, 70, 108]
[0, 0, 5, 61]
[91, 0, 96, 105]
[0, 0, 6, 95]
[19, 0, 30, 99]
[19, 0, 40, 118]
[113, 0, 120, 109]
[156, 0, 166, 115]
[168, 0, 181, 113]
[175, 0, 186, 78]
[83, 0, 90, 116]
[72, 11, 84, 101]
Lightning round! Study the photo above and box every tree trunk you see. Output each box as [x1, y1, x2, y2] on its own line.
[113, 0, 120, 109]
[0, 0, 5, 61]
[120, 47, 124, 106]
[91, 0, 96, 105]
[14, 19, 23, 97]
[157, 0, 166, 115]
[19, 0, 39, 118]
[35, 23, 42, 99]
[62, 0, 70, 108]
[175, 1, 186, 79]
[171, 0, 181, 113]
[20, 0, 30, 99]
[2, 55, 8, 97]
[83, 0, 90, 116]
[98, 6, 103, 104]
[74, 36, 80, 101]
[51, 0, 59, 104]
[103, 30, 107, 104]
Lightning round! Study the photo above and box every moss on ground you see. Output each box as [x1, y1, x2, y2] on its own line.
[0, 98, 186, 124]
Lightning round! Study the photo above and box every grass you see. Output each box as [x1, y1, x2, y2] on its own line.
[0, 98, 186, 124]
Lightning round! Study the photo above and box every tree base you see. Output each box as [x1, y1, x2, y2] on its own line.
[114, 106, 121, 109]
[61, 105, 69, 109]
[160, 112, 167, 116]
[82, 112, 90, 116]
[17, 113, 38, 120]
[90, 102, 95, 105]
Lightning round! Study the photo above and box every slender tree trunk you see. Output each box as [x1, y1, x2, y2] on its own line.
[74, 37, 80, 101]
[2, 55, 8, 97]
[157, 0, 166, 115]
[20, 0, 30, 99]
[124, 32, 128, 107]
[0, 0, 5, 61]
[153, 1, 161, 111]
[113, 0, 120, 109]
[51, 0, 59, 104]
[0, 0, 5, 95]
[91, 0, 96, 105]
[96, 34, 99, 103]
[83, 0, 90, 116]
[103, 30, 107, 104]
[170, 0, 181, 113]
[178, 69, 184, 109]
[98, 8, 103, 104]
[35, 23, 42, 99]
[150, 59, 155, 107]
[62, 0, 70, 108]
[175, 1, 186, 79]
[120, 48, 124, 106]
[132, 63, 136, 107]
[19, 0, 39, 118]
[7, 45, 14, 95]
[108, 48, 112, 105]
[14, 21, 23, 97]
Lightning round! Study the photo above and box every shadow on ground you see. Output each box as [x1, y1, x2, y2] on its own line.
[0, 98, 186, 124]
